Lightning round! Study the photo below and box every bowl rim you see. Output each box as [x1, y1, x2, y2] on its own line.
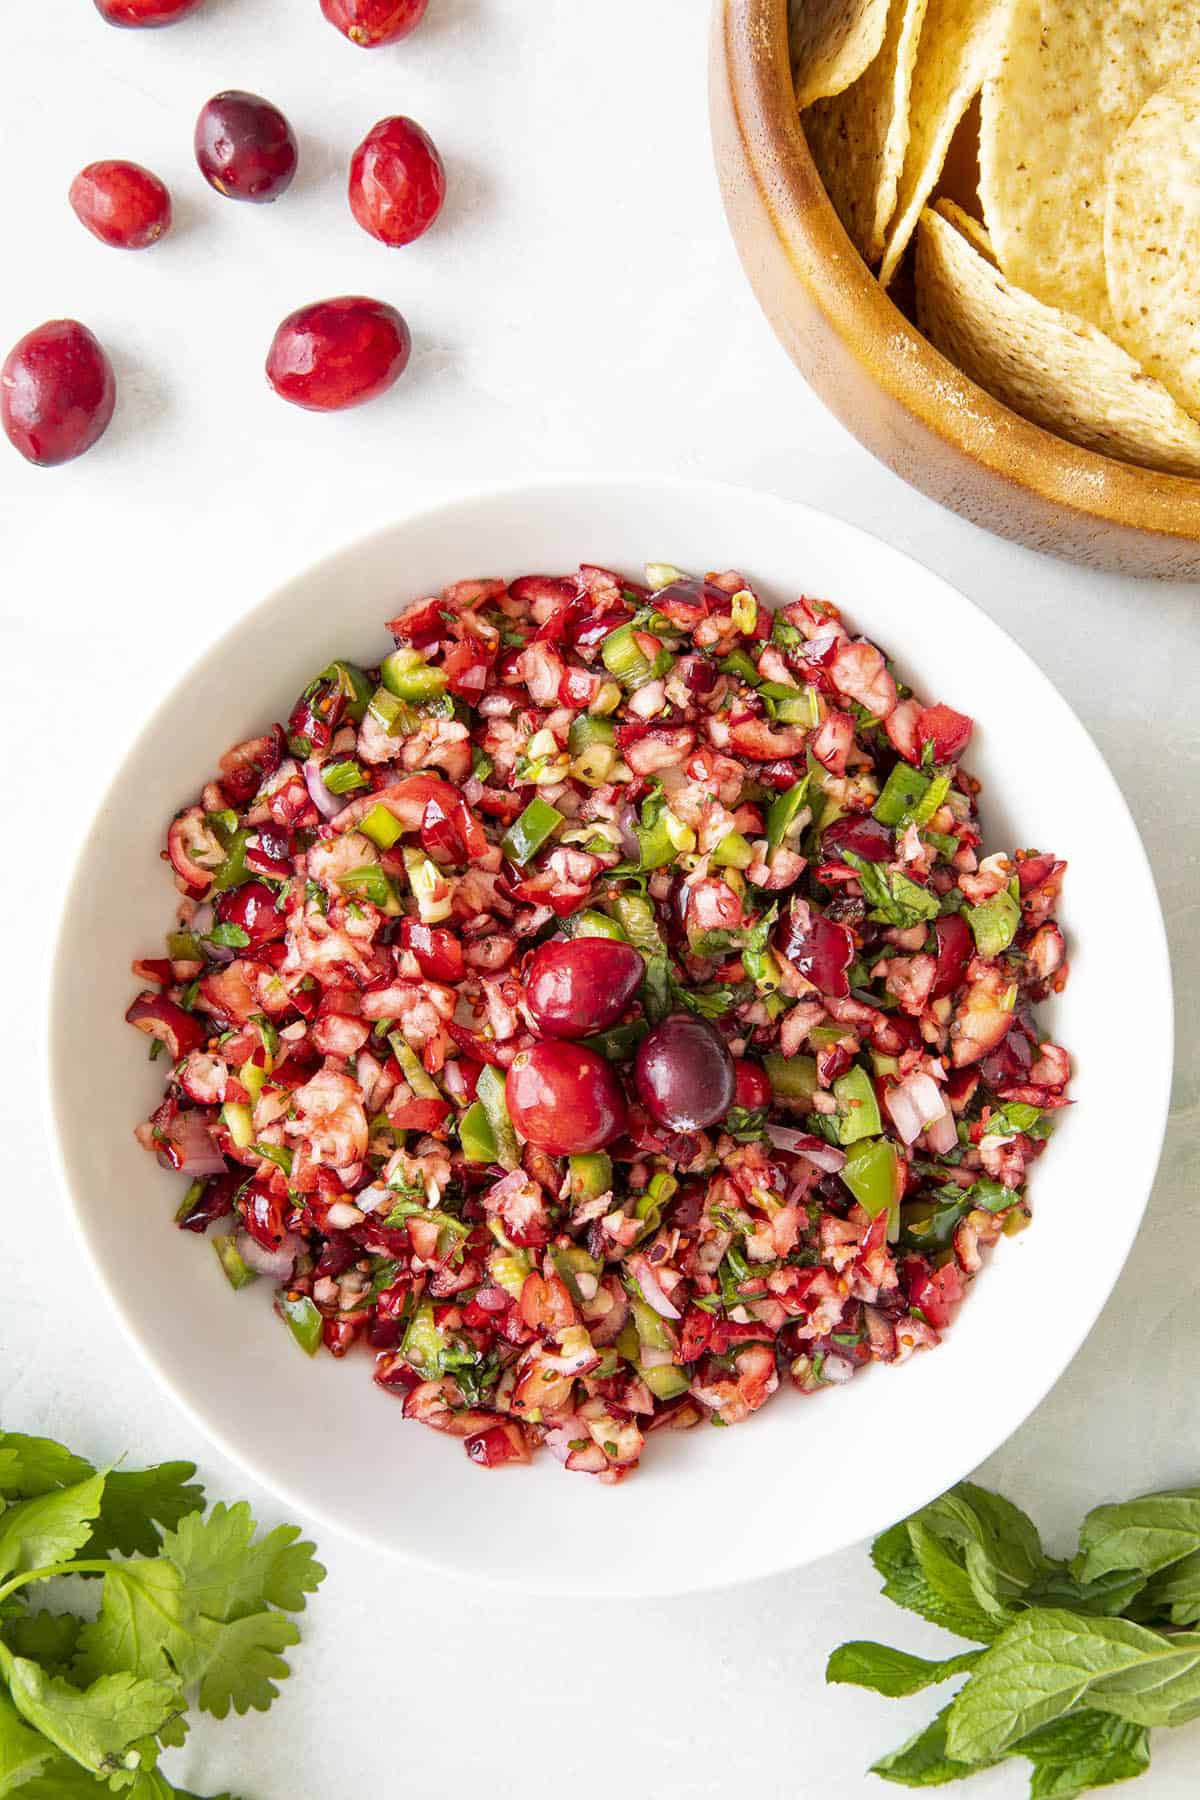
[44, 472, 1175, 1593]
[717, 0, 1200, 545]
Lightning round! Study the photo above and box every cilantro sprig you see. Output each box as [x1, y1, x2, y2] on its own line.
[828, 1479, 1200, 1794]
[0, 1430, 324, 1796]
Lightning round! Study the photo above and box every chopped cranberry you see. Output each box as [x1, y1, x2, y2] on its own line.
[506, 1042, 626, 1155]
[774, 903, 855, 997]
[69, 161, 171, 249]
[320, 0, 427, 45]
[931, 913, 973, 998]
[821, 814, 893, 863]
[215, 881, 287, 949]
[524, 938, 644, 1039]
[349, 116, 446, 247]
[917, 703, 973, 762]
[266, 297, 411, 411]
[400, 920, 465, 983]
[195, 91, 298, 204]
[733, 1060, 772, 1111]
[2, 320, 115, 467]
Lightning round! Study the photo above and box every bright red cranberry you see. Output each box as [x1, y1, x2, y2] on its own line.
[822, 814, 893, 863]
[917, 703, 973, 762]
[349, 116, 445, 247]
[524, 939, 644, 1039]
[69, 161, 171, 250]
[215, 881, 286, 949]
[2, 321, 116, 467]
[931, 913, 973, 999]
[400, 919, 465, 983]
[94, 0, 205, 23]
[733, 1060, 772, 1111]
[320, 0, 428, 46]
[635, 1013, 735, 1132]
[506, 1042, 626, 1155]
[774, 903, 855, 998]
[266, 297, 411, 411]
[195, 91, 298, 204]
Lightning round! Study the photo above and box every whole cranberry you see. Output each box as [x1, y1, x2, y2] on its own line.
[94, 0, 205, 23]
[266, 297, 411, 411]
[635, 1013, 735, 1132]
[320, 0, 428, 46]
[2, 321, 116, 467]
[349, 116, 445, 247]
[506, 1042, 626, 1156]
[524, 938, 644, 1039]
[195, 91, 298, 204]
[69, 161, 172, 250]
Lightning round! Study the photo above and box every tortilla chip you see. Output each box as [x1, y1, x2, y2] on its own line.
[1105, 62, 1200, 421]
[878, 0, 1011, 288]
[790, 0, 892, 110]
[804, 0, 929, 265]
[935, 196, 997, 266]
[914, 204, 1200, 476]
[979, 0, 1200, 330]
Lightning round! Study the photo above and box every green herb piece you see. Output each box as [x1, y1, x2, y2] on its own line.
[874, 762, 930, 826]
[165, 931, 202, 963]
[609, 892, 665, 956]
[582, 1021, 648, 1061]
[843, 850, 940, 928]
[766, 774, 811, 850]
[500, 797, 564, 866]
[966, 889, 1021, 958]
[208, 830, 253, 896]
[336, 865, 401, 914]
[718, 648, 761, 685]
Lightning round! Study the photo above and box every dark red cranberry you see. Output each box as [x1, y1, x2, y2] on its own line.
[822, 814, 893, 863]
[980, 1028, 1032, 1090]
[2, 320, 116, 467]
[215, 881, 286, 949]
[916, 703, 973, 762]
[69, 161, 171, 249]
[524, 938, 644, 1039]
[774, 902, 855, 998]
[506, 1042, 626, 1155]
[733, 1060, 771, 1111]
[635, 1013, 735, 1132]
[349, 115, 445, 247]
[195, 91, 298, 204]
[930, 913, 973, 999]
[320, 0, 427, 45]
[266, 297, 411, 411]
[94, 0, 204, 22]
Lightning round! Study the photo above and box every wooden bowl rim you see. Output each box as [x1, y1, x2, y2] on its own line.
[720, 0, 1200, 544]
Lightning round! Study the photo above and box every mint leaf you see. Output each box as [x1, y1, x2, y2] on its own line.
[908, 1524, 1008, 1643]
[190, 1610, 300, 1718]
[871, 1521, 1002, 1643]
[82, 1465, 205, 1561]
[1075, 1491, 1200, 1585]
[2, 1610, 83, 1672]
[0, 1474, 106, 1584]
[919, 1483, 1050, 1613]
[1143, 1547, 1200, 1624]
[870, 1703, 989, 1786]
[826, 1640, 980, 1696]
[1018, 1711, 1151, 1800]
[163, 1502, 325, 1621]
[0, 1687, 54, 1794]
[0, 1645, 181, 1782]
[0, 1436, 92, 1501]
[945, 1610, 1200, 1761]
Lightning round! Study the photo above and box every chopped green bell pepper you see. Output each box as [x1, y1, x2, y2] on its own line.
[841, 1137, 901, 1240]
[873, 762, 930, 826]
[459, 1099, 498, 1164]
[573, 908, 629, 941]
[212, 1234, 257, 1291]
[763, 1052, 818, 1105]
[568, 1152, 613, 1203]
[280, 1293, 323, 1356]
[501, 797, 564, 866]
[712, 829, 755, 870]
[966, 888, 1021, 957]
[476, 1064, 519, 1170]
[640, 1363, 690, 1401]
[766, 775, 811, 850]
[833, 1064, 883, 1144]
[402, 1298, 446, 1377]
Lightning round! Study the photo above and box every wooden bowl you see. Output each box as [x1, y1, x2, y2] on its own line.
[710, 0, 1200, 577]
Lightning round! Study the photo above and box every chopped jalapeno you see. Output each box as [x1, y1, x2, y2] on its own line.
[501, 797, 564, 865]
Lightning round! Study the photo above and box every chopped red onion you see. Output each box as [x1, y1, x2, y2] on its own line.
[766, 1124, 846, 1172]
[885, 1072, 951, 1147]
[303, 759, 343, 822]
[168, 1109, 228, 1177]
[235, 1229, 301, 1281]
[629, 1254, 681, 1319]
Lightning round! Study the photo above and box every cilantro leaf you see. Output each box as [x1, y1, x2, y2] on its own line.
[190, 1610, 300, 1719]
[0, 1687, 55, 1793]
[73, 1559, 195, 1687]
[2, 1610, 83, 1673]
[162, 1502, 325, 1621]
[0, 1474, 106, 1584]
[82, 1465, 205, 1562]
[826, 1640, 981, 1697]
[0, 1646, 181, 1783]
[0, 1436, 92, 1501]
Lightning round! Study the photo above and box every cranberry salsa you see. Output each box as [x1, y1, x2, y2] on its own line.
[127, 563, 1071, 1482]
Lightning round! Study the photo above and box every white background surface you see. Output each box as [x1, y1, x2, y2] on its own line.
[2, 2, 1198, 1795]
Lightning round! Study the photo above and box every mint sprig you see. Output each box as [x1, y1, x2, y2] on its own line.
[0, 1429, 324, 1796]
[830, 1479, 1200, 1795]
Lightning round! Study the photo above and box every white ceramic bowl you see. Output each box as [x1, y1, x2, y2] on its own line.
[48, 476, 1172, 1597]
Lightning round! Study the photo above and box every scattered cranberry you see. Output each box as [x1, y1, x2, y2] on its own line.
[349, 115, 445, 247]
[2, 320, 116, 467]
[635, 1013, 735, 1132]
[931, 913, 973, 998]
[215, 881, 287, 949]
[733, 1059, 772, 1112]
[524, 938, 644, 1039]
[69, 161, 172, 250]
[195, 91, 298, 204]
[320, 0, 428, 46]
[822, 814, 893, 863]
[266, 297, 411, 411]
[506, 1042, 626, 1156]
[774, 902, 856, 998]
[94, 0, 205, 23]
